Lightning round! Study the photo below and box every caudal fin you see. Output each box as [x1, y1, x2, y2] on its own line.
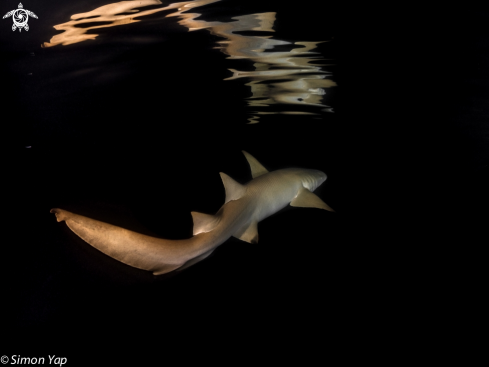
[50, 208, 70, 222]
[50, 208, 194, 275]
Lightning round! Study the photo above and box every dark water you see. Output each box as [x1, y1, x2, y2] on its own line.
[2, 1, 488, 358]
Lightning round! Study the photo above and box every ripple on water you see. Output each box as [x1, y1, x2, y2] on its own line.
[42, 0, 336, 123]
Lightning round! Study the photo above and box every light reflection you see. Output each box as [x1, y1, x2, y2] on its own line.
[43, 0, 335, 121]
[175, 10, 336, 121]
[42, 0, 221, 47]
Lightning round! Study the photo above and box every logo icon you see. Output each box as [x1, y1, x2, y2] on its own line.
[3, 3, 37, 32]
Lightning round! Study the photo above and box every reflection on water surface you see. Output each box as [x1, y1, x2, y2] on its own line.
[43, 0, 335, 122]
[42, 0, 220, 47]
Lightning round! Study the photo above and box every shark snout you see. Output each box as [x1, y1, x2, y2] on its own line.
[300, 169, 327, 191]
[320, 171, 327, 182]
[318, 174, 327, 189]
[313, 170, 327, 185]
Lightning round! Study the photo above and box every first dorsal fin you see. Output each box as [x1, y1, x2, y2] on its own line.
[242, 151, 269, 178]
[219, 172, 246, 204]
[191, 212, 220, 235]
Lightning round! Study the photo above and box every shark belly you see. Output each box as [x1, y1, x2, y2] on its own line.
[209, 175, 302, 246]
[246, 173, 302, 223]
[216, 198, 257, 237]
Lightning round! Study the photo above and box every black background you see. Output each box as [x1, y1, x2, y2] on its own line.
[1, 0, 487, 361]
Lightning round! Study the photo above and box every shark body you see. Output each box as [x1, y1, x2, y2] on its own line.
[51, 151, 334, 275]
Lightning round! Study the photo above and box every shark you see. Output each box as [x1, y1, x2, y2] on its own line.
[51, 151, 334, 275]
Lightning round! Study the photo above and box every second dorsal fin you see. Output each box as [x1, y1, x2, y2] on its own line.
[219, 172, 246, 204]
[191, 212, 220, 235]
[242, 151, 269, 178]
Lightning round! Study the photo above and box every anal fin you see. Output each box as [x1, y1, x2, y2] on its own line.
[153, 263, 186, 276]
[176, 250, 214, 272]
[233, 220, 259, 244]
[191, 212, 220, 235]
[290, 187, 335, 212]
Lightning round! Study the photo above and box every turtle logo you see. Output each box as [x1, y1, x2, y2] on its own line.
[3, 3, 38, 32]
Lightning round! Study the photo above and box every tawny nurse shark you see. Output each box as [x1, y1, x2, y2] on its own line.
[51, 151, 334, 275]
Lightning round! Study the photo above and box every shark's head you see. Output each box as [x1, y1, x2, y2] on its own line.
[297, 168, 327, 192]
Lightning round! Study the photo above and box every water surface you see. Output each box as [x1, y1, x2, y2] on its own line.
[40, 0, 336, 123]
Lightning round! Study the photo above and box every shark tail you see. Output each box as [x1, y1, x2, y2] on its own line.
[50, 208, 196, 275]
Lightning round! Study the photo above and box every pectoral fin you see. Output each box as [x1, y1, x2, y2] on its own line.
[290, 187, 335, 212]
[191, 212, 220, 235]
[233, 220, 259, 244]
